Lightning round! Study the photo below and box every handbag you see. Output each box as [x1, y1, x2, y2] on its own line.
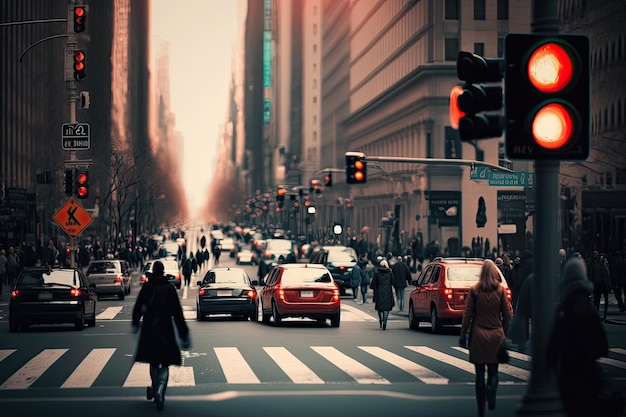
[497, 342, 510, 363]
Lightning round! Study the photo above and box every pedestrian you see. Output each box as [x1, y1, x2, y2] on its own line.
[350, 260, 362, 301]
[613, 252, 626, 312]
[391, 255, 412, 311]
[547, 257, 625, 417]
[458, 259, 512, 417]
[370, 259, 395, 330]
[0, 249, 6, 293]
[588, 251, 611, 322]
[359, 257, 372, 303]
[212, 239, 221, 266]
[131, 260, 190, 411]
[182, 256, 193, 287]
[6, 247, 18, 287]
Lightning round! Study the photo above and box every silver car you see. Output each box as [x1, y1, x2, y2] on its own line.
[86, 259, 132, 299]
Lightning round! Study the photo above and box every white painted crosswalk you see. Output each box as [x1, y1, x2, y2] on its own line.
[0, 345, 623, 391]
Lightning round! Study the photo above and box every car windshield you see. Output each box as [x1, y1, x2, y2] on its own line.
[203, 270, 247, 284]
[19, 270, 78, 287]
[281, 268, 332, 284]
[327, 248, 357, 263]
[446, 265, 482, 282]
[88, 262, 120, 274]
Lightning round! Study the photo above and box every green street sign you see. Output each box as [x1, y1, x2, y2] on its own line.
[488, 171, 534, 187]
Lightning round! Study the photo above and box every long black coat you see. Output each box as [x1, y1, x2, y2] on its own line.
[132, 276, 189, 366]
[370, 266, 395, 311]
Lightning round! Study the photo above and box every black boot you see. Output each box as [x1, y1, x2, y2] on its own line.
[147, 363, 158, 401]
[476, 379, 486, 417]
[155, 366, 169, 411]
[487, 382, 497, 410]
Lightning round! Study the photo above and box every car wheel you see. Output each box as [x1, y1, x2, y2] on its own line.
[330, 311, 340, 328]
[118, 291, 125, 301]
[408, 303, 420, 330]
[430, 307, 442, 334]
[272, 301, 282, 326]
[197, 305, 205, 321]
[261, 302, 271, 324]
[249, 306, 259, 322]
[9, 318, 20, 333]
[88, 311, 96, 327]
[75, 309, 85, 330]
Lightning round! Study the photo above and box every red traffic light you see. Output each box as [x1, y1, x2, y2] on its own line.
[74, 6, 86, 33]
[449, 86, 465, 129]
[73, 50, 86, 80]
[346, 153, 367, 184]
[75, 171, 89, 198]
[505, 34, 589, 160]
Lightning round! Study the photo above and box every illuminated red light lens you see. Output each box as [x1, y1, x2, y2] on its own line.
[532, 103, 574, 149]
[527, 43, 574, 93]
[449, 85, 465, 129]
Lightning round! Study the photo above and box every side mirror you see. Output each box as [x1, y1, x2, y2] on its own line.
[196, 280, 202, 286]
[251, 280, 259, 286]
[411, 279, 418, 286]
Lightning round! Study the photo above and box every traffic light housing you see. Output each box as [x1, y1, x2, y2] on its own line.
[64, 169, 74, 196]
[505, 33, 590, 160]
[324, 171, 333, 187]
[73, 6, 86, 33]
[346, 153, 366, 184]
[75, 170, 89, 199]
[450, 51, 505, 140]
[276, 187, 285, 208]
[73, 50, 86, 80]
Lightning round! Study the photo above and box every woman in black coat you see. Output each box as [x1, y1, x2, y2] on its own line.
[132, 260, 190, 411]
[370, 259, 395, 329]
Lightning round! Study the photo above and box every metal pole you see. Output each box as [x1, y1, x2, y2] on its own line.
[68, 0, 78, 269]
[516, 0, 565, 415]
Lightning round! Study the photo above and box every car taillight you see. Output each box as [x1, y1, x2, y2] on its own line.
[115, 276, 122, 283]
[11, 289, 19, 299]
[278, 287, 285, 301]
[246, 290, 257, 299]
[339, 266, 345, 270]
[199, 288, 206, 296]
[70, 288, 81, 297]
[443, 287, 453, 301]
[175, 272, 181, 281]
[141, 275, 148, 283]
[333, 287, 340, 302]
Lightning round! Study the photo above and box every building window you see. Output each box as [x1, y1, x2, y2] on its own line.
[313, 23, 317, 35]
[497, 0, 509, 20]
[474, 0, 486, 20]
[474, 43, 484, 56]
[444, 0, 459, 20]
[313, 44, 317, 53]
[313, 96, 317, 103]
[313, 79, 317, 89]
[445, 38, 459, 61]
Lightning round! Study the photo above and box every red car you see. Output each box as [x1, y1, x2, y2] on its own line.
[260, 263, 340, 327]
[408, 257, 512, 333]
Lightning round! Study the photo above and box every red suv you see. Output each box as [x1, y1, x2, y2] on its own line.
[408, 257, 512, 333]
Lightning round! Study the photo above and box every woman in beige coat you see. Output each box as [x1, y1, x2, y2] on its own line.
[459, 259, 512, 417]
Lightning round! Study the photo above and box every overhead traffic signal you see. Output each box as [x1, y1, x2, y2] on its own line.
[64, 169, 74, 196]
[323, 171, 333, 187]
[73, 50, 86, 80]
[73, 6, 86, 33]
[505, 33, 590, 160]
[450, 51, 505, 140]
[276, 187, 285, 208]
[75, 170, 89, 199]
[345, 152, 366, 184]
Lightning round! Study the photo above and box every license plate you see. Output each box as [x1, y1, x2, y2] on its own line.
[300, 290, 314, 298]
[217, 290, 232, 297]
[38, 292, 53, 300]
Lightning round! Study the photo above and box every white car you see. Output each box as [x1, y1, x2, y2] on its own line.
[236, 249, 256, 265]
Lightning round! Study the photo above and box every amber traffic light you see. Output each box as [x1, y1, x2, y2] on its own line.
[346, 153, 366, 184]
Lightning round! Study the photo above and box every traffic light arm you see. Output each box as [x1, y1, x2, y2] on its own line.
[351, 155, 514, 172]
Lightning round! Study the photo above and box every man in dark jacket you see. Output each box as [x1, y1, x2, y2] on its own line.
[132, 261, 190, 411]
[391, 256, 412, 311]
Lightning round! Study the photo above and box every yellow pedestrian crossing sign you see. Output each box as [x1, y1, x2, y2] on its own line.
[53, 197, 93, 237]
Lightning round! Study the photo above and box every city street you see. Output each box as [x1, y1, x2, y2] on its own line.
[0, 245, 624, 417]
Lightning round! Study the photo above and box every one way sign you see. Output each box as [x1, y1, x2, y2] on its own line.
[53, 197, 93, 237]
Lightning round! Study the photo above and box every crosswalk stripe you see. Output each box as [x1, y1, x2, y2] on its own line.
[0, 349, 68, 390]
[312, 346, 390, 384]
[61, 348, 116, 388]
[406, 346, 475, 375]
[96, 306, 124, 320]
[263, 347, 324, 384]
[599, 357, 626, 369]
[448, 347, 530, 381]
[359, 346, 448, 384]
[123, 363, 195, 387]
[214, 347, 260, 383]
[0, 349, 17, 363]
[610, 348, 626, 355]
[340, 304, 376, 321]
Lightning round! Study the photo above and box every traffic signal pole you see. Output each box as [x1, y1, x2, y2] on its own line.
[516, 1, 565, 416]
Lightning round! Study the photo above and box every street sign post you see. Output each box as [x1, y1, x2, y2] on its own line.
[52, 197, 93, 237]
[62, 122, 90, 150]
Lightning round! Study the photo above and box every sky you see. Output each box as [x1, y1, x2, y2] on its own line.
[150, 0, 242, 220]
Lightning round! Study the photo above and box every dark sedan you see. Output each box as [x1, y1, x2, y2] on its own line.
[196, 267, 258, 321]
[9, 267, 97, 332]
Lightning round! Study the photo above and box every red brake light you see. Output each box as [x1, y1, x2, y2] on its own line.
[199, 288, 206, 296]
[141, 275, 148, 283]
[339, 266, 345, 270]
[115, 276, 122, 283]
[11, 289, 19, 299]
[278, 287, 285, 301]
[443, 288, 453, 300]
[70, 288, 81, 297]
[246, 290, 257, 298]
